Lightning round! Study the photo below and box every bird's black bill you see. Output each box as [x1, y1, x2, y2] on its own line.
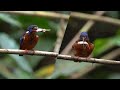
[82, 37, 85, 42]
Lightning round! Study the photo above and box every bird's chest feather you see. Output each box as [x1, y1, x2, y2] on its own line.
[25, 34, 36, 44]
[76, 41, 90, 50]
[73, 41, 92, 56]
[22, 33, 39, 49]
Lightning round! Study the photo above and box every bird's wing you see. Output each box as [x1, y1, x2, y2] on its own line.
[72, 40, 80, 50]
[20, 37, 23, 45]
[90, 43, 94, 51]
[20, 32, 26, 49]
[88, 43, 94, 54]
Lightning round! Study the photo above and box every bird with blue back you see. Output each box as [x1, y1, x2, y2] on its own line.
[72, 32, 94, 58]
[19, 25, 50, 56]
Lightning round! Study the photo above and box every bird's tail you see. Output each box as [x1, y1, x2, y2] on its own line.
[19, 48, 23, 56]
[19, 54, 23, 56]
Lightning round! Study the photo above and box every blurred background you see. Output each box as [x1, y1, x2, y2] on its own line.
[0, 11, 70, 79]
[0, 11, 120, 79]
[49, 11, 120, 79]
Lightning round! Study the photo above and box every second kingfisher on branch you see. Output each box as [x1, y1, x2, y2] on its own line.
[72, 32, 94, 58]
[19, 25, 50, 56]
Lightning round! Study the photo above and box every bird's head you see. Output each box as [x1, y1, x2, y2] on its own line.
[80, 32, 89, 42]
[27, 25, 49, 34]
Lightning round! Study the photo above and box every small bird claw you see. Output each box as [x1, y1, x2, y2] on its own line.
[31, 49, 35, 55]
[74, 58, 82, 62]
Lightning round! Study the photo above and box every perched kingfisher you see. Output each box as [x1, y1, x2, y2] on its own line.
[19, 25, 49, 56]
[72, 32, 94, 58]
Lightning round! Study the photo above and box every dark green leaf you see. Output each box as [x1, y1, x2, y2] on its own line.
[0, 33, 32, 72]
[0, 13, 22, 27]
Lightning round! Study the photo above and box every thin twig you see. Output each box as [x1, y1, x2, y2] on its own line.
[0, 11, 69, 20]
[0, 49, 120, 65]
[71, 12, 120, 26]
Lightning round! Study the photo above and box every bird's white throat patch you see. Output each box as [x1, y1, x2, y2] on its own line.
[77, 41, 88, 45]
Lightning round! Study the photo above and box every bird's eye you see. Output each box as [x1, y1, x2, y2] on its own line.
[33, 27, 38, 30]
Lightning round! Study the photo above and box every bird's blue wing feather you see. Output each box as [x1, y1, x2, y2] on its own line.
[20, 32, 26, 49]
[20, 37, 23, 46]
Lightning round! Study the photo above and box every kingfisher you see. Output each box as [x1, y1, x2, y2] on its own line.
[72, 32, 94, 58]
[19, 25, 49, 56]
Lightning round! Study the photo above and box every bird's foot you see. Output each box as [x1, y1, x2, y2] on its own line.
[24, 49, 29, 55]
[74, 60, 80, 62]
[74, 56, 81, 62]
[86, 57, 90, 61]
[31, 49, 35, 55]
[91, 58, 95, 67]
[86, 57, 95, 66]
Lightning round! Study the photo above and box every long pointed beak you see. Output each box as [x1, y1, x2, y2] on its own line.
[82, 37, 85, 42]
[82, 37, 90, 49]
[82, 37, 85, 47]
[36, 28, 44, 32]
[36, 28, 50, 32]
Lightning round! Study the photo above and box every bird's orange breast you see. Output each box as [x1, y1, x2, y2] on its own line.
[20, 33, 39, 50]
[72, 41, 94, 57]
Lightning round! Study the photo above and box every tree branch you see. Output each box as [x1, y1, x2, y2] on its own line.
[71, 12, 120, 26]
[54, 18, 66, 53]
[1, 11, 120, 26]
[0, 49, 120, 65]
[0, 11, 69, 20]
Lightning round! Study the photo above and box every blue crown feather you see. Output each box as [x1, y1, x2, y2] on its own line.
[27, 25, 38, 32]
[80, 32, 88, 37]
[80, 32, 89, 40]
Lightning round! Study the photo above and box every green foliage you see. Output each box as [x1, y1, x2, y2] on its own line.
[47, 59, 93, 79]
[93, 30, 120, 57]
[0, 33, 32, 73]
[106, 11, 119, 18]
[0, 12, 58, 79]
[0, 13, 22, 27]
[0, 11, 120, 79]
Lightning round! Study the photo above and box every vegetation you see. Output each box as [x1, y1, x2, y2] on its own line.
[0, 11, 119, 79]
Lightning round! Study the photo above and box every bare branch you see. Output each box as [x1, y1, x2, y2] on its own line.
[54, 18, 66, 53]
[0, 49, 58, 57]
[71, 12, 120, 26]
[1, 11, 120, 26]
[0, 11, 69, 20]
[0, 49, 120, 65]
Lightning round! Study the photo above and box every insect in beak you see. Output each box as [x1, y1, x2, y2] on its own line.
[83, 37, 90, 50]
[82, 37, 85, 48]
[36, 28, 50, 32]
[35, 28, 44, 32]
[82, 37, 85, 43]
